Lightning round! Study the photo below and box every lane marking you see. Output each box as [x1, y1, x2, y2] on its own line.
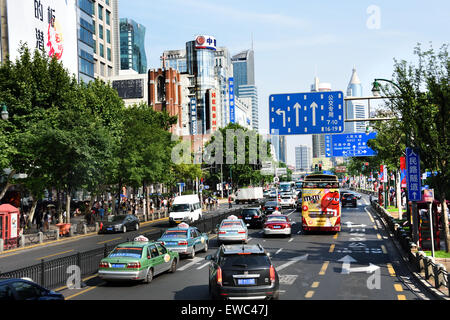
[397, 295, 407, 300]
[288, 238, 294, 243]
[55, 274, 98, 292]
[387, 263, 396, 277]
[196, 262, 210, 270]
[305, 291, 315, 298]
[377, 234, 382, 240]
[276, 254, 308, 272]
[319, 261, 329, 275]
[381, 245, 387, 254]
[275, 248, 283, 255]
[394, 284, 403, 292]
[36, 249, 74, 261]
[66, 285, 98, 300]
[329, 244, 335, 253]
[333, 233, 338, 239]
[311, 281, 320, 288]
[97, 237, 122, 245]
[178, 257, 203, 271]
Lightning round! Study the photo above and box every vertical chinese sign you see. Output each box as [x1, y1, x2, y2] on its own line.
[406, 148, 422, 201]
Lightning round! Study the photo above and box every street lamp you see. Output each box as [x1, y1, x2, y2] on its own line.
[371, 78, 403, 97]
[1, 104, 8, 120]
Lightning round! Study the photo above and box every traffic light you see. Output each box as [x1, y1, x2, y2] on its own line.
[315, 164, 318, 172]
[319, 164, 322, 172]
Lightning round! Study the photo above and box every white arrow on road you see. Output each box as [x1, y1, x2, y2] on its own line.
[293, 103, 301, 127]
[276, 109, 286, 127]
[310, 102, 318, 126]
[338, 255, 379, 274]
[276, 254, 308, 272]
[345, 221, 367, 228]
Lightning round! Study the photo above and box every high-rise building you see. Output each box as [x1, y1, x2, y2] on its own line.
[231, 49, 258, 131]
[77, 0, 95, 83]
[311, 76, 331, 158]
[92, 0, 119, 79]
[295, 145, 312, 171]
[345, 67, 367, 133]
[119, 18, 147, 74]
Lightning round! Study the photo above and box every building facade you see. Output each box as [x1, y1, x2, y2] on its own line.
[92, 0, 119, 79]
[345, 67, 367, 133]
[311, 77, 331, 158]
[119, 18, 147, 74]
[77, 0, 95, 83]
[295, 145, 312, 172]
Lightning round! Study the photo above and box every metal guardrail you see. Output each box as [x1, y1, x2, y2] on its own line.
[0, 207, 242, 290]
[370, 199, 450, 298]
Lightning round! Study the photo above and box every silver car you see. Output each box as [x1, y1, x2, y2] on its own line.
[217, 216, 248, 245]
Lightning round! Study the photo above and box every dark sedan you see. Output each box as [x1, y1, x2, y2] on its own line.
[238, 208, 265, 228]
[261, 201, 281, 215]
[99, 214, 140, 234]
[341, 192, 357, 207]
[0, 278, 64, 300]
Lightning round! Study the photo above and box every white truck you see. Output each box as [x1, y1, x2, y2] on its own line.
[234, 187, 264, 204]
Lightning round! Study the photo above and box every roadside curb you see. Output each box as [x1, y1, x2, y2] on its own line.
[368, 204, 449, 301]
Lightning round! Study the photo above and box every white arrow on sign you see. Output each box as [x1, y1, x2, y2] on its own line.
[338, 255, 379, 274]
[294, 103, 301, 127]
[276, 109, 286, 127]
[310, 102, 318, 126]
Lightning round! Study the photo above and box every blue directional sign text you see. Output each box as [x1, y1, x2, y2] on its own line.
[269, 91, 344, 135]
[325, 132, 377, 157]
[406, 147, 422, 201]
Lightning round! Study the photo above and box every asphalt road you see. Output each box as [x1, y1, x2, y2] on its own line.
[50, 192, 434, 301]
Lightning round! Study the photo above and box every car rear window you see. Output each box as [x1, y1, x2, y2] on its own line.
[109, 247, 143, 258]
[221, 221, 242, 228]
[242, 209, 258, 215]
[265, 202, 278, 207]
[267, 216, 288, 223]
[221, 254, 270, 269]
[162, 230, 188, 238]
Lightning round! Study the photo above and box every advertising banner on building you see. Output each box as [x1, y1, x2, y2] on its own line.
[190, 98, 197, 135]
[194, 35, 217, 51]
[6, 0, 78, 77]
[228, 77, 235, 123]
[209, 90, 218, 132]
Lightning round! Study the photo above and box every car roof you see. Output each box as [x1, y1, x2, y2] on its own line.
[116, 241, 155, 248]
[221, 244, 265, 255]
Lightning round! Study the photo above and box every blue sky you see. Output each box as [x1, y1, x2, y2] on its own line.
[119, 0, 449, 166]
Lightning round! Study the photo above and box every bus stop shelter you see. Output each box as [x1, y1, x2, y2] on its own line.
[0, 204, 20, 250]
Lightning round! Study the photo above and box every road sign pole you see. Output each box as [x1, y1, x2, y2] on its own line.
[429, 200, 435, 258]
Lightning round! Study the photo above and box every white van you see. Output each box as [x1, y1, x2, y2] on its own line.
[169, 195, 202, 225]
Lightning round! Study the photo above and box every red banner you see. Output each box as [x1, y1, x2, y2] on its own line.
[400, 157, 407, 188]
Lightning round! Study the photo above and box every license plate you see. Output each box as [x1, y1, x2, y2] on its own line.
[107, 227, 113, 231]
[273, 226, 281, 229]
[267, 208, 273, 210]
[111, 264, 125, 268]
[245, 217, 252, 220]
[238, 278, 256, 285]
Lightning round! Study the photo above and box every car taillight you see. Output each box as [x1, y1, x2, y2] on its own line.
[127, 262, 141, 269]
[238, 231, 246, 234]
[275, 207, 279, 211]
[217, 267, 222, 286]
[353, 197, 357, 200]
[238, 216, 243, 219]
[254, 215, 260, 218]
[219, 231, 226, 234]
[160, 241, 165, 245]
[270, 265, 276, 283]
[178, 241, 188, 245]
[262, 207, 265, 211]
[99, 262, 109, 268]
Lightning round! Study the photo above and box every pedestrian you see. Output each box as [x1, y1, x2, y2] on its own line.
[99, 205, 105, 220]
[228, 196, 232, 209]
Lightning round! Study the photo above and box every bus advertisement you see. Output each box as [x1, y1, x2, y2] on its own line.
[301, 174, 341, 232]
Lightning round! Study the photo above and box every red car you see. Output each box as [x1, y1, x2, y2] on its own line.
[263, 213, 292, 237]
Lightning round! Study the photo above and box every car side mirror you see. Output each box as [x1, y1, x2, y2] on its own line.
[205, 255, 212, 261]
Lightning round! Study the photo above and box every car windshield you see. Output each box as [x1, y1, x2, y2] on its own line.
[109, 247, 143, 259]
[112, 215, 127, 222]
[265, 202, 278, 207]
[267, 216, 288, 223]
[162, 230, 188, 238]
[171, 204, 190, 212]
[221, 254, 270, 268]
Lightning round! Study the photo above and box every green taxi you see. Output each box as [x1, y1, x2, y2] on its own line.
[98, 235, 179, 283]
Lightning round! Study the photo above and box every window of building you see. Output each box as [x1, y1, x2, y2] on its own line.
[156, 76, 166, 103]
[98, 4, 103, 20]
[107, 48, 111, 61]
[106, 29, 111, 44]
[106, 10, 111, 25]
[93, 40, 96, 54]
[105, 0, 110, 5]
[100, 62, 105, 76]
[99, 43, 104, 58]
[99, 25, 104, 39]
[79, 0, 94, 15]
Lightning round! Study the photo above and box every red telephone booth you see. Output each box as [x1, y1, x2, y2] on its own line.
[0, 204, 21, 250]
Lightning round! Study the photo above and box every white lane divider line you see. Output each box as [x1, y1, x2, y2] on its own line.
[276, 254, 308, 272]
[178, 257, 203, 271]
[275, 248, 283, 255]
[196, 262, 210, 270]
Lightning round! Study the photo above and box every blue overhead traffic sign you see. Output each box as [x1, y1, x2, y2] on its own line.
[269, 91, 344, 135]
[325, 132, 377, 157]
[406, 147, 422, 201]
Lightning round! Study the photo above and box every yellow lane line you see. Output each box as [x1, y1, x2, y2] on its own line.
[377, 234, 382, 240]
[394, 284, 403, 292]
[36, 249, 74, 261]
[97, 237, 123, 245]
[333, 233, 338, 239]
[381, 245, 387, 254]
[305, 291, 315, 298]
[387, 263, 396, 277]
[319, 261, 329, 275]
[329, 244, 335, 253]
[311, 282, 320, 288]
[65, 285, 98, 300]
[397, 295, 407, 300]
[55, 274, 99, 292]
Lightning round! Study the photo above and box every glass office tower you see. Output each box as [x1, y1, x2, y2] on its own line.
[77, 0, 95, 82]
[120, 18, 147, 74]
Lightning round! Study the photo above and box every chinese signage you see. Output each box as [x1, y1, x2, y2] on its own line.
[325, 132, 377, 157]
[228, 78, 235, 123]
[210, 90, 218, 132]
[6, 0, 78, 77]
[195, 35, 217, 51]
[400, 156, 407, 188]
[190, 98, 198, 135]
[406, 148, 422, 201]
